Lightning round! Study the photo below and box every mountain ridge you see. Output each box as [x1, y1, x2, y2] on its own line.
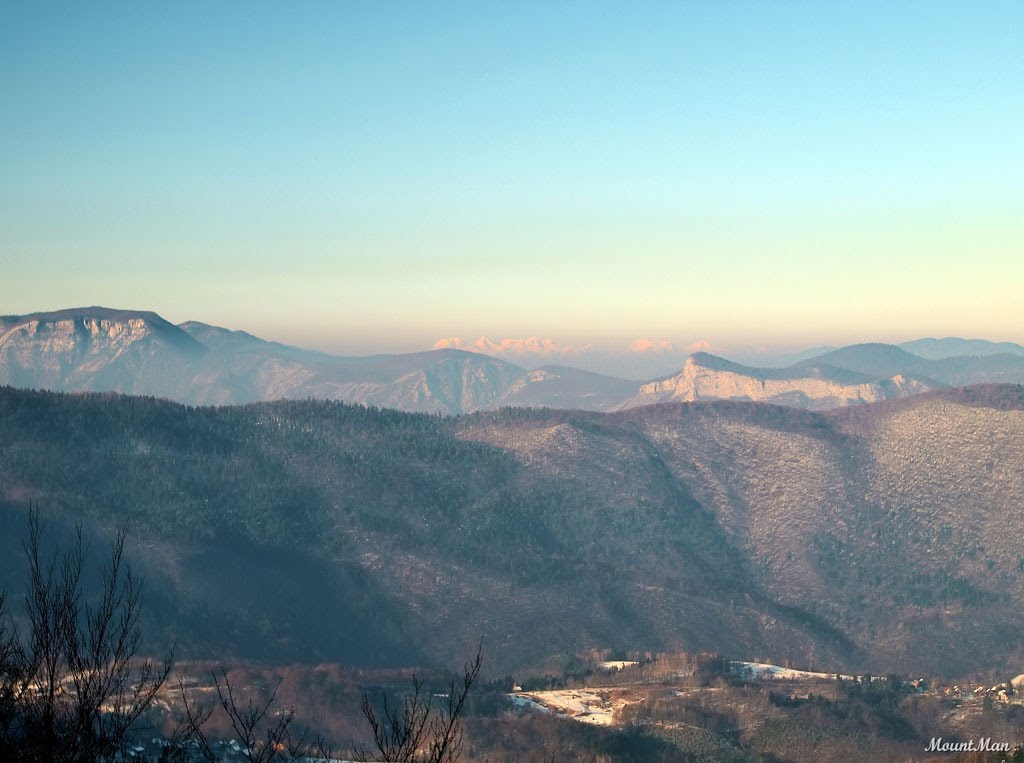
[4, 307, 1024, 414]
[900, 336, 1024, 359]
[619, 352, 938, 411]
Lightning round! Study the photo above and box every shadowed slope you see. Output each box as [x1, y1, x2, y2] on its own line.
[1, 385, 1022, 676]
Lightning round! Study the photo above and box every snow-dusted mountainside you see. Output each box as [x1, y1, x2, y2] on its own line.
[621, 344, 1024, 410]
[0, 309, 626, 414]
[620, 352, 939, 410]
[3, 383, 1024, 676]
[0, 310, 529, 413]
[180, 318, 530, 411]
[4, 309, 1024, 414]
[0, 307, 207, 398]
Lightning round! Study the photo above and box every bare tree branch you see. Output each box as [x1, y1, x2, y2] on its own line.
[355, 641, 482, 763]
[0, 505, 173, 762]
[213, 668, 294, 763]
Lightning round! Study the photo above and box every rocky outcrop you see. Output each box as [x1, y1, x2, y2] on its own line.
[619, 354, 940, 411]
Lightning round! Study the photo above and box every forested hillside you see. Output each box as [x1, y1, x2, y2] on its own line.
[1, 384, 1022, 677]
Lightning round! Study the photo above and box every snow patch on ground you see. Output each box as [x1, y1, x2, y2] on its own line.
[731, 661, 863, 681]
[510, 689, 626, 726]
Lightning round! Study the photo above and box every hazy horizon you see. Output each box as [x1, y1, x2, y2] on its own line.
[8, 302, 1024, 365]
[3, 2, 1022, 353]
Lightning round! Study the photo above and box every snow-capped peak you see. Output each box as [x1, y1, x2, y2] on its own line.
[629, 338, 713, 354]
[628, 339, 676, 354]
[432, 336, 591, 357]
[432, 337, 465, 350]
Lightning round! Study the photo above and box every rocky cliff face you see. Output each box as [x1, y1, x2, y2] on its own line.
[5, 308, 1021, 415]
[621, 354, 939, 410]
[0, 309, 206, 396]
[0, 310, 539, 414]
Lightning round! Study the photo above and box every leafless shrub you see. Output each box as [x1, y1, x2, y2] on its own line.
[356, 643, 482, 763]
[0, 507, 173, 762]
[176, 668, 334, 763]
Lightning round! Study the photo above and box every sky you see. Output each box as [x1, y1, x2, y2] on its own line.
[2, 1, 1022, 354]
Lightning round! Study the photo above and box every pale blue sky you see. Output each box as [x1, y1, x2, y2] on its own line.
[2, 2, 1022, 353]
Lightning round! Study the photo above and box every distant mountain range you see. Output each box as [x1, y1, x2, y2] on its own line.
[432, 335, 593, 358]
[432, 334, 696, 379]
[3, 307, 1024, 413]
[898, 337, 1024, 359]
[2, 383, 1023, 677]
